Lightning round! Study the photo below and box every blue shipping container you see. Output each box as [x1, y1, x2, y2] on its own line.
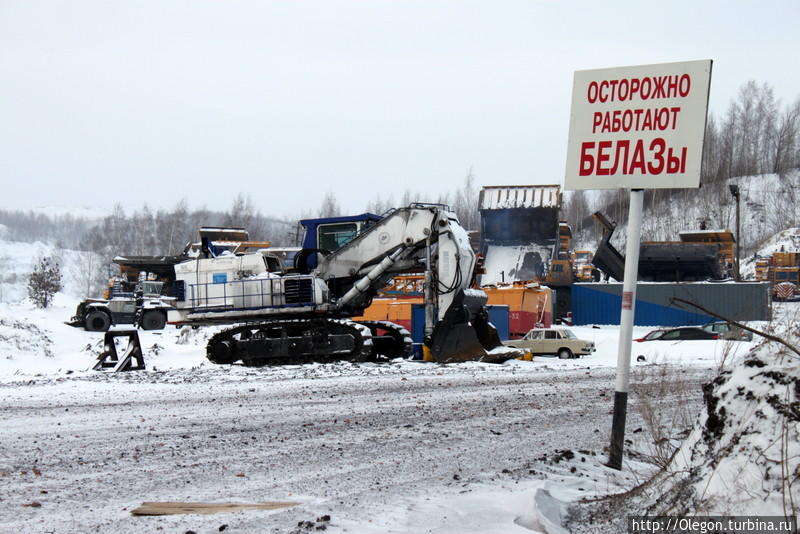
[572, 282, 771, 326]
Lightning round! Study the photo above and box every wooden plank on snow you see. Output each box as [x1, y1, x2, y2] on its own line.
[130, 501, 298, 516]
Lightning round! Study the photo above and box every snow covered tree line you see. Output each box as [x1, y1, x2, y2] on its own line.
[82, 197, 298, 258]
[563, 81, 800, 252]
[0, 169, 479, 256]
[0, 176, 479, 298]
[704, 81, 800, 180]
[280, 170, 479, 230]
[0, 197, 298, 256]
[362, 169, 480, 231]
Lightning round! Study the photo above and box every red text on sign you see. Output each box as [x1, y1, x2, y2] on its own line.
[586, 74, 691, 103]
[592, 107, 681, 133]
[579, 139, 688, 177]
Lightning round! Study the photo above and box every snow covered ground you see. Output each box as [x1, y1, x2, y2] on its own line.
[0, 293, 761, 380]
[0, 346, 709, 534]
[3, 293, 789, 533]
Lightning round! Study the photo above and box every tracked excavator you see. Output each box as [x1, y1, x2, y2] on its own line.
[167, 204, 505, 365]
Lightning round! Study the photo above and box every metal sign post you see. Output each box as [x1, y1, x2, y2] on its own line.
[563, 59, 711, 470]
[607, 188, 643, 469]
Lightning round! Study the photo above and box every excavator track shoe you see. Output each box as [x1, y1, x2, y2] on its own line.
[357, 320, 413, 359]
[205, 319, 373, 366]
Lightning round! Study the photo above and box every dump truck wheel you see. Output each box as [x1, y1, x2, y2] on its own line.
[140, 310, 166, 330]
[558, 348, 573, 359]
[85, 310, 111, 332]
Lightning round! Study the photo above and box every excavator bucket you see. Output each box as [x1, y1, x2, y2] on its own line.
[428, 289, 508, 363]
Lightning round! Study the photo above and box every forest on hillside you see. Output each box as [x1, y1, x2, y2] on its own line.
[563, 81, 800, 250]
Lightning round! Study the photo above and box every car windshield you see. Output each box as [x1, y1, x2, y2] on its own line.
[561, 329, 577, 339]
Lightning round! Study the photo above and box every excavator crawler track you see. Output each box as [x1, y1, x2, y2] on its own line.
[356, 320, 413, 360]
[206, 319, 374, 367]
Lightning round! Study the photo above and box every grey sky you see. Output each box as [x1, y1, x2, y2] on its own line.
[1, 0, 798, 218]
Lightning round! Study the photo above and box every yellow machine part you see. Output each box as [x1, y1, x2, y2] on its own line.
[773, 252, 800, 267]
[515, 350, 535, 361]
[483, 283, 553, 334]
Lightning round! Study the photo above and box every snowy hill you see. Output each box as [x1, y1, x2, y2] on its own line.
[0, 238, 103, 303]
[575, 170, 800, 278]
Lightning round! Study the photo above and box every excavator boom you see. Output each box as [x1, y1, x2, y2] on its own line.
[168, 205, 505, 364]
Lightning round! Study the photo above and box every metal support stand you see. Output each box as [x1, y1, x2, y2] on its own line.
[422, 236, 437, 361]
[729, 184, 741, 281]
[93, 330, 146, 372]
[607, 189, 644, 470]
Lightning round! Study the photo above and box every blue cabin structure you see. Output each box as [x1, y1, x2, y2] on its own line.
[298, 213, 382, 270]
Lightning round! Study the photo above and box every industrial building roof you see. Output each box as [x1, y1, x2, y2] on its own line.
[479, 185, 561, 210]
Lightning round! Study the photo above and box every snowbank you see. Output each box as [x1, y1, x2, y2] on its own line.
[0, 238, 104, 303]
[642, 334, 799, 515]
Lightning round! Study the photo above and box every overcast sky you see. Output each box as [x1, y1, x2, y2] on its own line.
[1, 0, 798, 218]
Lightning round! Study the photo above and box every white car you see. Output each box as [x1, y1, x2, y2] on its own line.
[504, 327, 596, 359]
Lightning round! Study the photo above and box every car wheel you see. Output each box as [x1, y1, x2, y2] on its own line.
[558, 348, 573, 359]
[140, 310, 166, 330]
[85, 310, 111, 332]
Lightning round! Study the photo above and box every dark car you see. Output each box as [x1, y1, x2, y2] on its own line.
[634, 329, 668, 342]
[635, 327, 719, 342]
[701, 321, 754, 341]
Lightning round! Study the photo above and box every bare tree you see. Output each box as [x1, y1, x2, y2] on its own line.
[702, 112, 721, 183]
[755, 83, 779, 173]
[156, 198, 191, 254]
[563, 189, 590, 237]
[400, 189, 417, 207]
[452, 168, 479, 231]
[774, 98, 800, 174]
[224, 193, 257, 230]
[317, 192, 342, 218]
[70, 249, 108, 298]
[366, 194, 394, 215]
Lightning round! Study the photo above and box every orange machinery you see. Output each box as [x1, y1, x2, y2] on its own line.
[354, 275, 552, 339]
[482, 281, 553, 337]
[756, 252, 800, 285]
[351, 276, 423, 332]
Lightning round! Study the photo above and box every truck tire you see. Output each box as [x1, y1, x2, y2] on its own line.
[85, 310, 111, 332]
[558, 348, 573, 359]
[140, 310, 167, 330]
